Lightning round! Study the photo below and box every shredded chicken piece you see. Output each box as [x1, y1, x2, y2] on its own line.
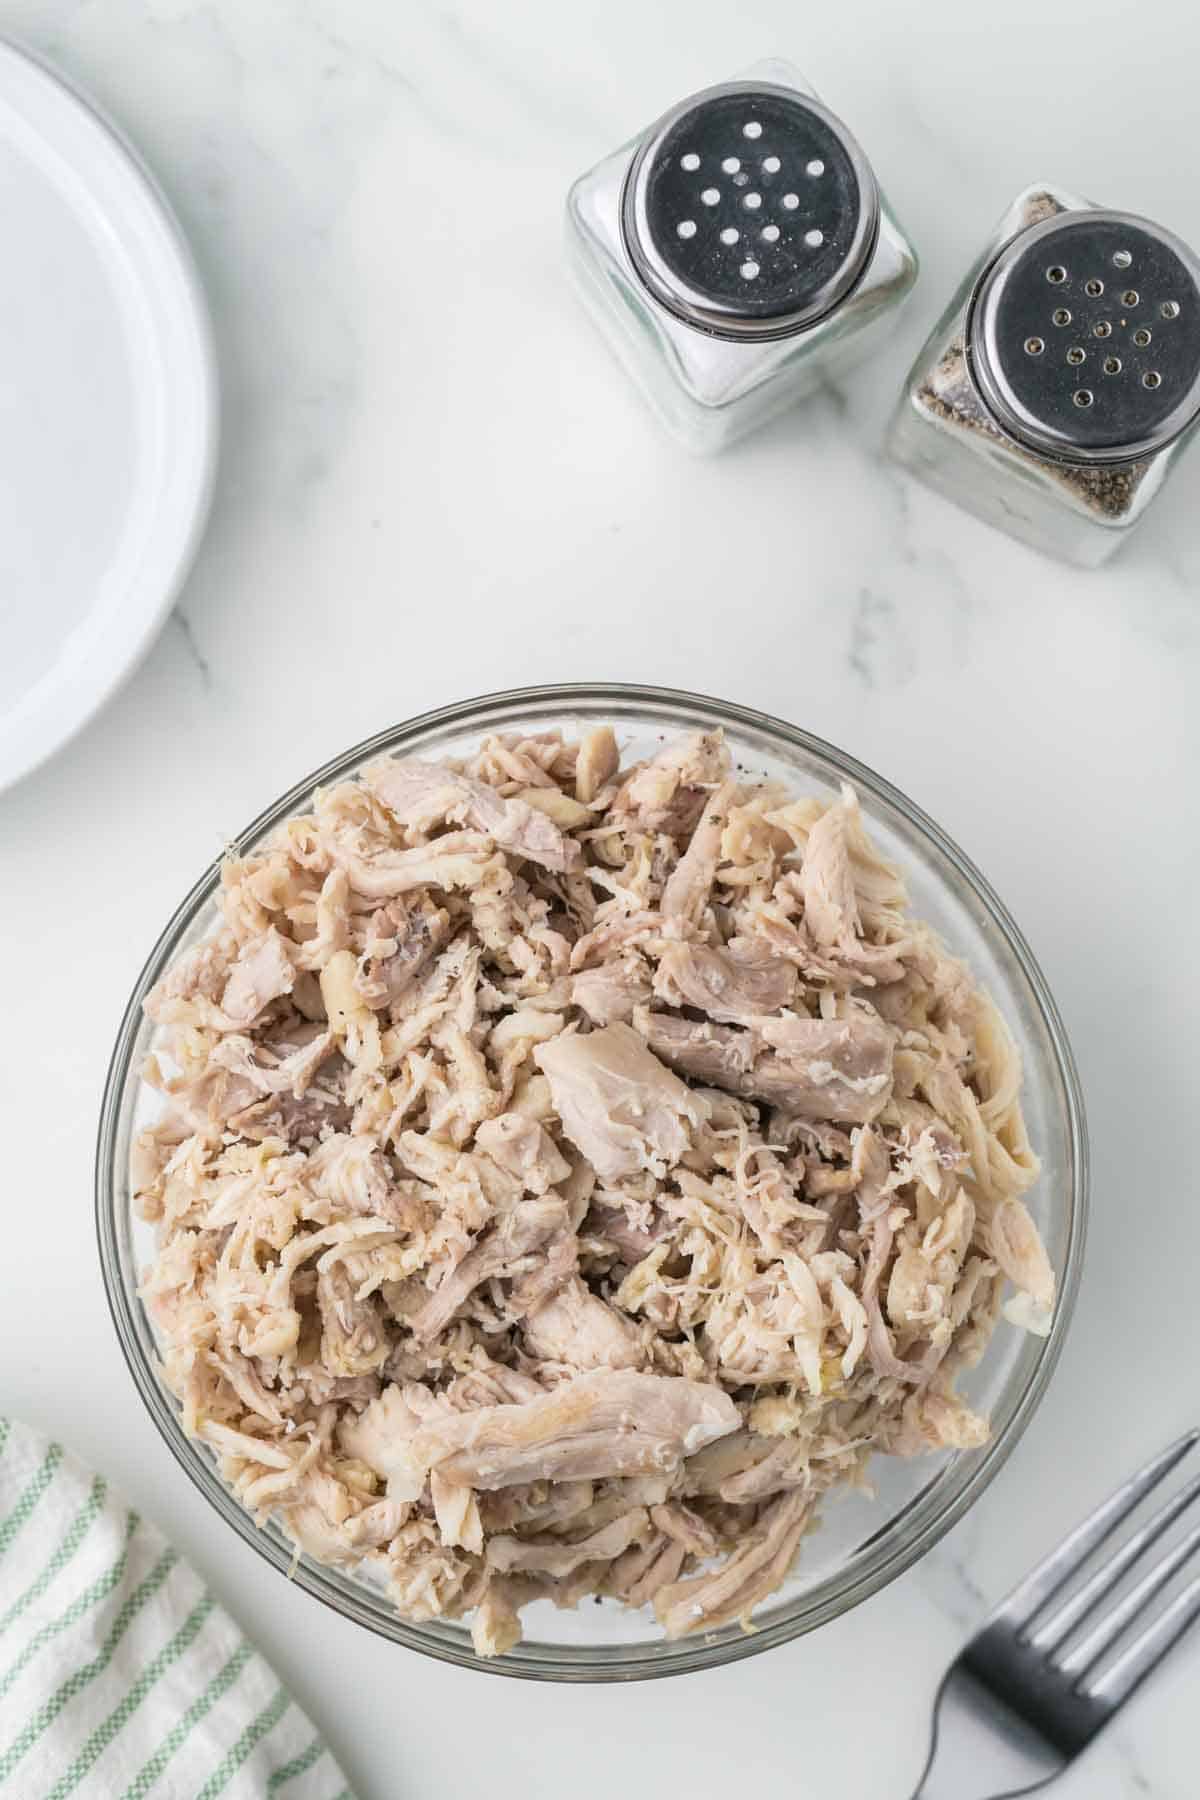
[523, 1277, 645, 1370]
[364, 757, 581, 874]
[410, 1369, 740, 1488]
[614, 730, 730, 835]
[409, 1196, 568, 1342]
[571, 956, 651, 1025]
[654, 1491, 811, 1638]
[575, 726, 619, 805]
[797, 786, 911, 982]
[486, 1509, 649, 1576]
[135, 725, 1052, 1657]
[535, 1023, 708, 1182]
[473, 1112, 571, 1194]
[604, 1534, 687, 1607]
[642, 1008, 894, 1122]
[221, 929, 295, 1026]
[661, 780, 738, 922]
[652, 939, 797, 1023]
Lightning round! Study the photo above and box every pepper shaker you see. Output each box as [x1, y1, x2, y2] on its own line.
[887, 186, 1200, 566]
[566, 60, 918, 453]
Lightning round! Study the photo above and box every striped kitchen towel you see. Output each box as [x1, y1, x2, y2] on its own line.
[0, 1418, 353, 1800]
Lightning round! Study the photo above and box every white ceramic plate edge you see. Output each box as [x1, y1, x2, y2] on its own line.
[0, 36, 219, 794]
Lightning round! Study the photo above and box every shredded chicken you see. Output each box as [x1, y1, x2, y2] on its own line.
[535, 1023, 709, 1182]
[136, 725, 1052, 1656]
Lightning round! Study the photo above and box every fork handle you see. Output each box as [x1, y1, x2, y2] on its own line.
[910, 1669, 1063, 1800]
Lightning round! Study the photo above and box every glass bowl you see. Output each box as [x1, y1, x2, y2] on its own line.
[96, 683, 1088, 1682]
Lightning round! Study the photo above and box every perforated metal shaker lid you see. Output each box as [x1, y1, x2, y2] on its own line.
[968, 210, 1200, 464]
[620, 79, 880, 340]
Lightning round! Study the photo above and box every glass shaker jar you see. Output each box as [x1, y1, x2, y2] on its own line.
[888, 186, 1200, 566]
[566, 59, 918, 453]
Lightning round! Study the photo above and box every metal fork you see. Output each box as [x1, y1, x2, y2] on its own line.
[912, 1430, 1200, 1798]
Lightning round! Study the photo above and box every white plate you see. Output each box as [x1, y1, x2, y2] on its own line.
[0, 39, 217, 792]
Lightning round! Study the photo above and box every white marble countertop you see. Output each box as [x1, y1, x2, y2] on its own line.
[2, 1, 1198, 1795]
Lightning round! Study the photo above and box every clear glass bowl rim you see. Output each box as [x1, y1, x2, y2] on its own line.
[96, 681, 1089, 1682]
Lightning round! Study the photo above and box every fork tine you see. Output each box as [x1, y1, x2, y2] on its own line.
[1084, 1568, 1200, 1710]
[1055, 1518, 1200, 1680]
[1026, 1469, 1200, 1652]
[993, 1430, 1200, 1628]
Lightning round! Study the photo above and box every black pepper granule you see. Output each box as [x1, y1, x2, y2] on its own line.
[916, 335, 1153, 520]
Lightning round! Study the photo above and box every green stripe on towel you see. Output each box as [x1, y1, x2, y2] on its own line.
[42, 1590, 216, 1799]
[194, 1685, 291, 1800]
[121, 1640, 252, 1799]
[0, 1445, 63, 1561]
[0, 1543, 178, 1783]
[268, 1733, 326, 1791]
[0, 1420, 349, 1799]
[0, 1475, 107, 1639]
[0, 1512, 139, 1704]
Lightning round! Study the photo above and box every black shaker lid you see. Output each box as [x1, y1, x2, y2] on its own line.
[621, 80, 879, 340]
[969, 210, 1200, 463]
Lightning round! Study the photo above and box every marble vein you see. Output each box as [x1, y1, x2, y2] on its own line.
[847, 585, 916, 689]
[172, 607, 212, 689]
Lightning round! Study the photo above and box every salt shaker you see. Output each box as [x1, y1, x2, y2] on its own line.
[888, 186, 1200, 566]
[566, 60, 918, 453]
